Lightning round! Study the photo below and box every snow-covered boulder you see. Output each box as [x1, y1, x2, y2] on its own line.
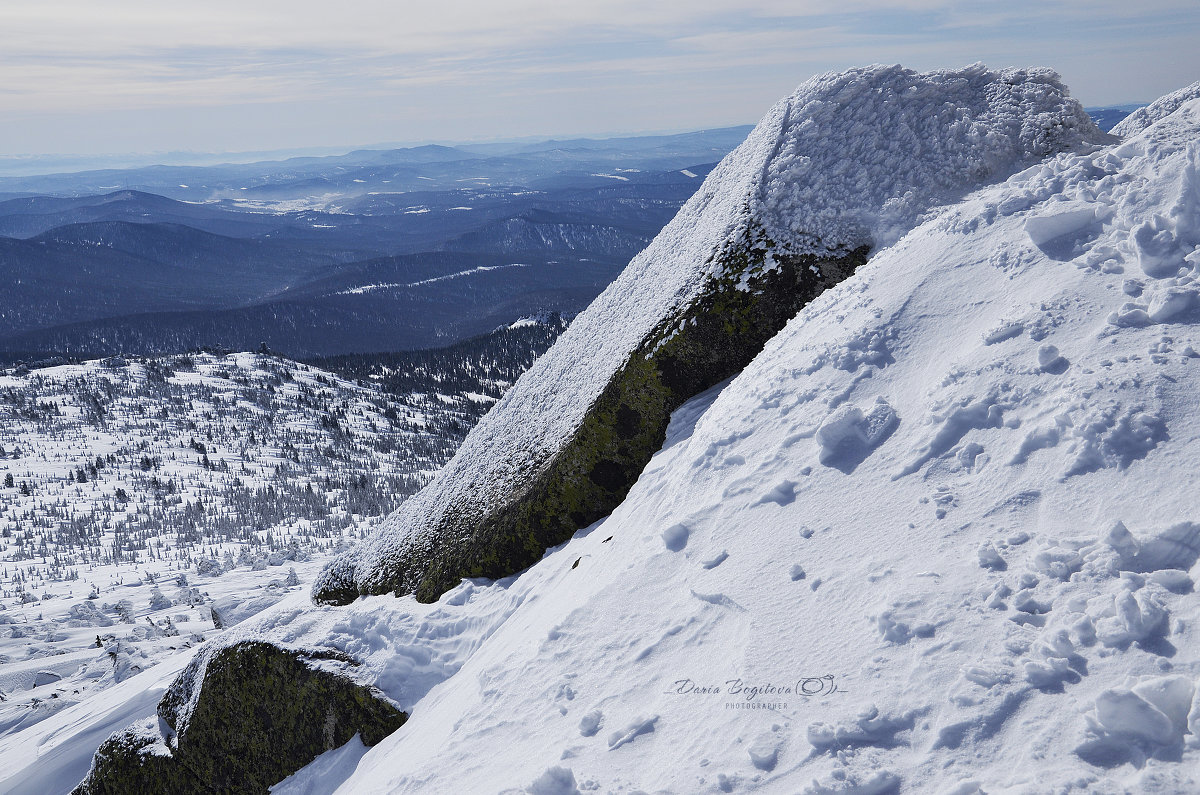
[315, 63, 1101, 605]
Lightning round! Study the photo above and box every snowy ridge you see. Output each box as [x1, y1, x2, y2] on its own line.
[1111, 79, 1200, 137]
[336, 64, 1102, 599]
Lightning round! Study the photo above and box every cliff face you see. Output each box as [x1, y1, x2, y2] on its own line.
[314, 63, 1102, 606]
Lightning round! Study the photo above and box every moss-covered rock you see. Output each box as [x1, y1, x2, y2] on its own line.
[72, 641, 407, 795]
[69, 719, 178, 795]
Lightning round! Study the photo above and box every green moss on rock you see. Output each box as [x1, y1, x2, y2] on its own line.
[73, 641, 407, 795]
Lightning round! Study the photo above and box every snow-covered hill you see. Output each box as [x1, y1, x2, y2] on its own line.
[15, 71, 1200, 794]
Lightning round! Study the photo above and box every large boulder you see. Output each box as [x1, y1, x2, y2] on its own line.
[72, 641, 406, 795]
[314, 63, 1104, 606]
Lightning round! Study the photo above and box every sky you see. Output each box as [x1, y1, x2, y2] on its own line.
[1, 0, 1198, 158]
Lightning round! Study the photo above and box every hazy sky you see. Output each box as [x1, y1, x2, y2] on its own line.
[2, 0, 1198, 157]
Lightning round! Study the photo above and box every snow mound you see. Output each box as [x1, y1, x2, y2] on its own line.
[1111, 80, 1200, 137]
[324, 63, 1101, 604]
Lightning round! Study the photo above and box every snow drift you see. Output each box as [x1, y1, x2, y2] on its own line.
[315, 63, 1101, 606]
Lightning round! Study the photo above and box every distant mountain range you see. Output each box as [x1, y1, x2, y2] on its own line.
[0, 131, 740, 360]
[0, 115, 1143, 361]
[0, 127, 752, 204]
[1085, 103, 1146, 131]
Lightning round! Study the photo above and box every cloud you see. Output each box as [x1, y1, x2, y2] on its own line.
[0, 1, 1197, 153]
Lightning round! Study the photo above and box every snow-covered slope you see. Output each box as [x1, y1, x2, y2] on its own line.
[321, 63, 1101, 606]
[277, 84, 1197, 792]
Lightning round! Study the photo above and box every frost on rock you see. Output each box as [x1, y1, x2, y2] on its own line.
[755, 63, 1100, 257]
[315, 63, 1100, 606]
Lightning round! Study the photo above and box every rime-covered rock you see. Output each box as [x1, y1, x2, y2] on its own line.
[314, 63, 1101, 605]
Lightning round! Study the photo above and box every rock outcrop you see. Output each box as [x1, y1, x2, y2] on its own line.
[72, 641, 406, 795]
[314, 63, 1102, 606]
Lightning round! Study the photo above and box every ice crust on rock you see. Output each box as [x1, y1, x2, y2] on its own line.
[755, 63, 1099, 257]
[319, 62, 1101, 604]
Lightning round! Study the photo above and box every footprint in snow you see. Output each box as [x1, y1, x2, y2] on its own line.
[578, 709, 603, 737]
[1038, 344, 1070, 374]
[758, 480, 797, 506]
[747, 730, 782, 771]
[690, 589, 746, 611]
[815, 398, 899, 474]
[661, 523, 689, 552]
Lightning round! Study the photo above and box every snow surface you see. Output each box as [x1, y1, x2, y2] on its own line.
[333, 63, 1102, 600]
[0, 645, 196, 794]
